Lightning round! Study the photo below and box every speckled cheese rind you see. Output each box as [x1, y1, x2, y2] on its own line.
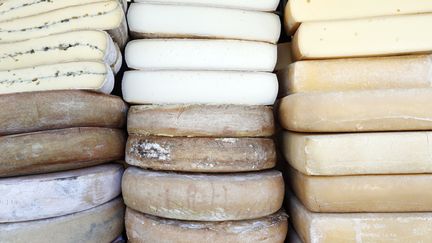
[122, 167, 284, 221]
[0, 164, 123, 223]
[133, 0, 279, 11]
[127, 105, 274, 137]
[0, 198, 124, 243]
[127, 3, 280, 44]
[0, 1, 123, 44]
[126, 135, 276, 172]
[282, 131, 432, 176]
[0, 127, 126, 177]
[125, 208, 288, 243]
[125, 39, 277, 72]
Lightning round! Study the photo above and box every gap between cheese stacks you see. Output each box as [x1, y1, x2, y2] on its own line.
[132, 0, 279, 11]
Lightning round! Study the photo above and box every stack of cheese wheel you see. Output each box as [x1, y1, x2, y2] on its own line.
[278, 1, 432, 242]
[122, 0, 288, 242]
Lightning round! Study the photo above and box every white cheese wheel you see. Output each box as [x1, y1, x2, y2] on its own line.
[0, 198, 124, 243]
[122, 71, 278, 105]
[125, 208, 288, 243]
[122, 167, 284, 221]
[133, 0, 279, 11]
[127, 3, 280, 44]
[0, 164, 123, 223]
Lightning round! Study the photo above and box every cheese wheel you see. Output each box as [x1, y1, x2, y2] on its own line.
[125, 208, 288, 243]
[279, 89, 432, 132]
[0, 164, 123, 223]
[0, 198, 124, 243]
[0, 90, 127, 136]
[0, 61, 114, 95]
[122, 167, 284, 221]
[0, 1, 123, 44]
[278, 54, 432, 95]
[281, 131, 432, 176]
[275, 42, 293, 72]
[289, 195, 432, 243]
[127, 105, 274, 137]
[112, 43, 123, 74]
[125, 39, 276, 72]
[127, 3, 280, 44]
[290, 167, 432, 213]
[133, 0, 279, 11]
[122, 71, 278, 105]
[292, 13, 432, 60]
[0, 127, 125, 177]
[126, 135, 276, 172]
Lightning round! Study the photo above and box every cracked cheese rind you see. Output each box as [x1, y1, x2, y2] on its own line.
[133, 0, 279, 11]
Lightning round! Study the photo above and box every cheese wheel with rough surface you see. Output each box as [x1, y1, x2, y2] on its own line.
[125, 39, 276, 72]
[125, 208, 288, 243]
[126, 136, 276, 172]
[122, 167, 284, 221]
[133, 0, 279, 11]
[127, 105, 274, 137]
[122, 71, 278, 105]
[0, 198, 124, 243]
[0, 127, 125, 177]
[0, 164, 123, 223]
[127, 3, 280, 44]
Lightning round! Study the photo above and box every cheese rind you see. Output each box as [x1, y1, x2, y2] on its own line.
[0, 127, 126, 177]
[293, 13, 432, 60]
[279, 89, 432, 132]
[125, 208, 288, 243]
[127, 105, 274, 137]
[125, 39, 277, 72]
[0, 164, 123, 223]
[282, 131, 432, 176]
[122, 167, 284, 221]
[127, 3, 280, 44]
[133, 0, 279, 11]
[126, 136, 276, 172]
[122, 71, 278, 105]
[0, 198, 124, 243]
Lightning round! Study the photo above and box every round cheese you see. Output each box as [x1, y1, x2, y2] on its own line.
[132, 0, 279, 11]
[127, 105, 274, 137]
[125, 208, 288, 243]
[0, 127, 125, 177]
[122, 167, 284, 221]
[0, 164, 123, 223]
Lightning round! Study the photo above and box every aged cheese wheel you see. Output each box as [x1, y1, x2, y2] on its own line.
[125, 208, 288, 243]
[127, 3, 280, 44]
[0, 1, 123, 44]
[122, 167, 284, 221]
[279, 89, 432, 132]
[292, 13, 432, 60]
[0, 127, 126, 177]
[126, 135, 276, 172]
[282, 131, 432, 176]
[122, 71, 278, 105]
[133, 0, 279, 11]
[0, 90, 127, 136]
[290, 167, 432, 213]
[289, 195, 432, 243]
[0, 198, 124, 243]
[0, 164, 123, 223]
[127, 105, 274, 137]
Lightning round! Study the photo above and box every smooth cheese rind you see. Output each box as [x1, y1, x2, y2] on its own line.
[0, 198, 124, 243]
[122, 71, 278, 105]
[285, 0, 432, 34]
[0, 127, 126, 177]
[293, 13, 432, 60]
[279, 89, 432, 132]
[278, 54, 432, 95]
[289, 195, 432, 243]
[282, 131, 432, 176]
[0, 61, 114, 95]
[125, 208, 288, 243]
[126, 136, 276, 172]
[125, 39, 277, 72]
[127, 3, 280, 44]
[133, 0, 279, 11]
[0, 1, 123, 44]
[127, 105, 274, 137]
[0, 164, 123, 223]
[122, 167, 284, 221]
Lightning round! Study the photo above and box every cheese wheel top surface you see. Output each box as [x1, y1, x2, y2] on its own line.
[133, 0, 279, 11]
